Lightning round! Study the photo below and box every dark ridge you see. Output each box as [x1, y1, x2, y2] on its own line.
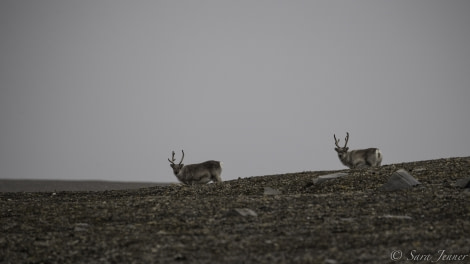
[0, 179, 166, 193]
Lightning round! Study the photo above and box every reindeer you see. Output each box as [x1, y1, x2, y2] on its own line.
[333, 132, 382, 169]
[168, 150, 223, 185]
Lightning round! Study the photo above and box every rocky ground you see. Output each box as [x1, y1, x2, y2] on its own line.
[1, 157, 470, 264]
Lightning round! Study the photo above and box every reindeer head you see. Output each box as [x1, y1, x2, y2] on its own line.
[168, 150, 185, 175]
[334, 132, 350, 159]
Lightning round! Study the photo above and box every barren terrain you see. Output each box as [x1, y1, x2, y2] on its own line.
[1, 157, 470, 263]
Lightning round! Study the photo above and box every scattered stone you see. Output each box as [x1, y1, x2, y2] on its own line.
[324, 259, 338, 264]
[74, 223, 90, 232]
[263, 187, 281, 195]
[455, 178, 470, 188]
[174, 253, 186, 261]
[313, 173, 349, 184]
[381, 214, 413, 220]
[156, 230, 169, 236]
[34, 240, 51, 247]
[381, 169, 421, 191]
[233, 208, 258, 217]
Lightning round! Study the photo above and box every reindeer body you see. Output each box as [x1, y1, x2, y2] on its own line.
[334, 133, 382, 169]
[337, 148, 382, 169]
[169, 151, 223, 185]
[171, 160, 222, 185]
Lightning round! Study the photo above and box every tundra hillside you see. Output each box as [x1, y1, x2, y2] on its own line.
[1, 157, 470, 263]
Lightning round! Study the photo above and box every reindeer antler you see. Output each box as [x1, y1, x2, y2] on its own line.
[168, 151, 176, 164]
[179, 150, 185, 165]
[334, 132, 350, 148]
[168, 150, 185, 165]
[334, 134, 341, 148]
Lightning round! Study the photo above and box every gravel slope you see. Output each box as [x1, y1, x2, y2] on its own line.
[1, 157, 469, 263]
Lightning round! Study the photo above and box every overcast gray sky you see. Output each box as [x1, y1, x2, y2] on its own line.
[1, 1, 469, 183]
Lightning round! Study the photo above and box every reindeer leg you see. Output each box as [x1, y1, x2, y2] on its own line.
[212, 173, 222, 183]
[354, 161, 368, 169]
